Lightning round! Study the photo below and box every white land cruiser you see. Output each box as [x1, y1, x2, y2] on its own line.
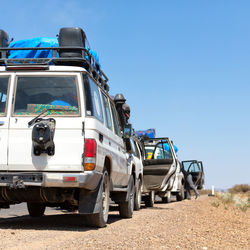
[142, 137, 185, 205]
[0, 27, 137, 227]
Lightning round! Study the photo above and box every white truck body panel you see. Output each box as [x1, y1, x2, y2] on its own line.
[7, 72, 84, 172]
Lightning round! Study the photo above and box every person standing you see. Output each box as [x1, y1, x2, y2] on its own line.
[181, 164, 199, 199]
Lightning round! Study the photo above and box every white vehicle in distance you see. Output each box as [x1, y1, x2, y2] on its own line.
[142, 138, 185, 204]
[125, 136, 144, 210]
[0, 27, 137, 228]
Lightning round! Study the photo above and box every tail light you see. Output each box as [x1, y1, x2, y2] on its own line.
[84, 139, 96, 171]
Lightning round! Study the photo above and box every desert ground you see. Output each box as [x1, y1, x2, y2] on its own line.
[0, 195, 249, 250]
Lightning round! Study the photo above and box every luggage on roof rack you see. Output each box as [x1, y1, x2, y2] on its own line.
[58, 27, 86, 58]
[135, 129, 156, 139]
[8, 37, 58, 59]
[0, 29, 9, 58]
[0, 27, 109, 91]
[0, 30, 9, 47]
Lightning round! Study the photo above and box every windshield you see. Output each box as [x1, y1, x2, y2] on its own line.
[14, 76, 79, 116]
[0, 76, 9, 116]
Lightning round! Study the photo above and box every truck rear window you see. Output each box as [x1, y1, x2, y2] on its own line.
[0, 77, 9, 116]
[14, 76, 79, 116]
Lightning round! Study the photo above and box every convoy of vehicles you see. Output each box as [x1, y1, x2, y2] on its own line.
[0, 27, 205, 228]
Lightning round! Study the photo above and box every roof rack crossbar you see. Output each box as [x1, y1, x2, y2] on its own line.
[0, 46, 109, 91]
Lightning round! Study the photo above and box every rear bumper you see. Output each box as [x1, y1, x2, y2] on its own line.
[0, 171, 102, 191]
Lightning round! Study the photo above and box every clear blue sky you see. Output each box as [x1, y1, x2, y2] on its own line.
[2, 0, 250, 189]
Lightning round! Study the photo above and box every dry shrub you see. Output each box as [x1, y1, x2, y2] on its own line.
[216, 193, 234, 206]
[210, 191, 249, 212]
[211, 200, 220, 208]
[236, 202, 249, 212]
[229, 184, 250, 193]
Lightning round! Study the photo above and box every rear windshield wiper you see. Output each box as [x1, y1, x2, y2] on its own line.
[28, 108, 65, 126]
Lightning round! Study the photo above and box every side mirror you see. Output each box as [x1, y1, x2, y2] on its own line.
[124, 138, 132, 153]
[123, 124, 133, 153]
[123, 123, 132, 139]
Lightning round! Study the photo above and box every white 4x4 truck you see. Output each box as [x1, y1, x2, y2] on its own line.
[142, 137, 185, 205]
[0, 27, 138, 227]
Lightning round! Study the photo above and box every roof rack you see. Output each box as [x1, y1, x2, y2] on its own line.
[0, 46, 109, 92]
[0, 27, 109, 92]
[144, 137, 170, 142]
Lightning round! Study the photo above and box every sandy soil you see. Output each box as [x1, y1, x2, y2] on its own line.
[0, 195, 249, 250]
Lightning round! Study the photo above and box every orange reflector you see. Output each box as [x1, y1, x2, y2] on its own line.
[63, 176, 77, 182]
[84, 163, 96, 171]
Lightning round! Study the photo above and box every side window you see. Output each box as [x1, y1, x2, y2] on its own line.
[163, 143, 173, 159]
[130, 139, 138, 157]
[164, 149, 173, 159]
[0, 77, 9, 116]
[102, 93, 113, 130]
[110, 102, 121, 136]
[189, 163, 200, 172]
[83, 75, 103, 122]
[134, 142, 141, 159]
[155, 146, 164, 159]
[153, 143, 173, 160]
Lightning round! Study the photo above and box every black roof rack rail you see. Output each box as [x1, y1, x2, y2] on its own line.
[0, 46, 109, 92]
[143, 137, 170, 142]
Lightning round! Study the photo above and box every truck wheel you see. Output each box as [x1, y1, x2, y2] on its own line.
[119, 176, 135, 218]
[134, 178, 142, 211]
[85, 170, 110, 228]
[162, 196, 171, 203]
[144, 191, 155, 207]
[176, 184, 185, 201]
[27, 203, 46, 217]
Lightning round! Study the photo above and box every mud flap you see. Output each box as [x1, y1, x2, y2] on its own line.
[111, 175, 133, 203]
[78, 175, 103, 214]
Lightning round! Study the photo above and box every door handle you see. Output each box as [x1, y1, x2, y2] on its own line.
[0, 121, 5, 126]
[99, 133, 103, 143]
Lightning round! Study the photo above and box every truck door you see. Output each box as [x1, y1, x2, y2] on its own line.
[181, 160, 202, 186]
[8, 73, 84, 172]
[197, 161, 204, 188]
[0, 75, 11, 170]
[101, 93, 128, 187]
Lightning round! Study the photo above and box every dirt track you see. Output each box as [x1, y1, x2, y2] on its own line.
[0, 195, 249, 250]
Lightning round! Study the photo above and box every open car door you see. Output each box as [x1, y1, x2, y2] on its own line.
[181, 160, 203, 189]
[197, 161, 205, 189]
[143, 138, 177, 191]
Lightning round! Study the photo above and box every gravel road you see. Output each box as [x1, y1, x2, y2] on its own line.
[0, 195, 249, 250]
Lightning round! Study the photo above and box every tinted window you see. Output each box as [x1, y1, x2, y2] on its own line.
[84, 75, 103, 122]
[102, 93, 113, 130]
[110, 102, 121, 136]
[14, 76, 79, 116]
[0, 77, 9, 116]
